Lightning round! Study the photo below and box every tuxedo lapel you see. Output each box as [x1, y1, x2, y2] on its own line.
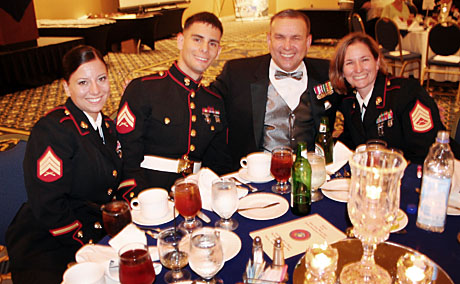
[250, 55, 270, 149]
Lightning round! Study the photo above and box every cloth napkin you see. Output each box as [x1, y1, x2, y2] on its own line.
[325, 141, 353, 175]
[108, 223, 147, 254]
[186, 167, 220, 211]
[448, 159, 460, 207]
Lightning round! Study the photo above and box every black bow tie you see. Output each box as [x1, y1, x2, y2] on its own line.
[274, 70, 303, 81]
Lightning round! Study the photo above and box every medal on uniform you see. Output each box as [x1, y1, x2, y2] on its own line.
[378, 122, 384, 136]
[213, 110, 221, 123]
[313, 81, 334, 100]
[202, 107, 211, 124]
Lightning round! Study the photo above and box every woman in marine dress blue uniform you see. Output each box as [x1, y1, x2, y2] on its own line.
[6, 45, 123, 283]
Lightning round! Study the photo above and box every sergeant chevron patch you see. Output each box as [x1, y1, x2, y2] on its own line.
[116, 102, 136, 134]
[37, 146, 62, 182]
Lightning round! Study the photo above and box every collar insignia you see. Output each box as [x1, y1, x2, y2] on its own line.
[376, 97, 383, 106]
[80, 121, 88, 129]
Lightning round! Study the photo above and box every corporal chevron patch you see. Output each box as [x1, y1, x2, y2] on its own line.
[37, 146, 62, 182]
[116, 102, 136, 134]
[410, 100, 433, 133]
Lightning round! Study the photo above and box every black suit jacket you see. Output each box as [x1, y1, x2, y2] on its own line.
[211, 54, 338, 170]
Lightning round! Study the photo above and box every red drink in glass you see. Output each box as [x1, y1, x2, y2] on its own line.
[102, 200, 132, 237]
[174, 182, 202, 218]
[119, 246, 155, 284]
[271, 150, 293, 182]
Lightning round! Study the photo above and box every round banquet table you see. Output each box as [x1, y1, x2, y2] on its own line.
[99, 163, 460, 283]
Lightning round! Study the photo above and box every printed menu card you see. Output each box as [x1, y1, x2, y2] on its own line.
[249, 214, 346, 260]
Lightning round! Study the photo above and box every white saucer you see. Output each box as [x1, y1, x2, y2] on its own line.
[447, 205, 460, 216]
[131, 201, 174, 226]
[321, 178, 350, 203]
[238, 168, 274, 183]
[391, 209, 409, 233]
[105, 258, 162, 283]
[215, 228, 242, 261]
[238, 192, 289, 220]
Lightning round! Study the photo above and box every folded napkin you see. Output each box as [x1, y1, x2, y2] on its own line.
[448, 159, 460, 206]
[326, 141, 353, 175]
[76, 244, 159, 263]
[186, 167, 219, 211]
[433, 55, 460, 64]
[108, 223, 147, 254]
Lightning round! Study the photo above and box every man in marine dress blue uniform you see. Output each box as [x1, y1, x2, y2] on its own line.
[116, 12, 231, 200]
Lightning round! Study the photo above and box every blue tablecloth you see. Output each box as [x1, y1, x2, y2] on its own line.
[100, 164, 460, 283]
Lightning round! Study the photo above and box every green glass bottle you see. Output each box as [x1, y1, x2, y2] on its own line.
[315, 116, 333, 164]
[291, 142, 311, 216]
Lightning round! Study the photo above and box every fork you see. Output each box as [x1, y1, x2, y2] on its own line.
[229, 177, 258, 192]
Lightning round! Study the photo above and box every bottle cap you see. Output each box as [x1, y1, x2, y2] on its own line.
[436, 130, 450, 143]
[406, 204, 417, 214]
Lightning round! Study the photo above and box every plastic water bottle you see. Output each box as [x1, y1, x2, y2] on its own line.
[416, 130, 454, 233]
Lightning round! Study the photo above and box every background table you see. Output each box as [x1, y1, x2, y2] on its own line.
[100, 164, 460, 283]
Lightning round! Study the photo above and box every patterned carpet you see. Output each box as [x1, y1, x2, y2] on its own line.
[0, 19, 458, 142]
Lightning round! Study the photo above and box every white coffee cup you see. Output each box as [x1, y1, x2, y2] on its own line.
[240, 152, 272, 178]
[63, 262, 105, 284]
[131, 188, 168, 220]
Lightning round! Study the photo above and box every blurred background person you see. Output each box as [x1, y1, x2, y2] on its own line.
[6, 45, 123, 284]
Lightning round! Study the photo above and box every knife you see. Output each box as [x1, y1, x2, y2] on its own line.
[197, 210, 211, 223]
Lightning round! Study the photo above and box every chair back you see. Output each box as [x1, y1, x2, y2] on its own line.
[428, 22, 460, 56]
[350, 13, 366, 33]
[375, 17, 402, 52]
[451, 112, 460, 143]
[0, 141, 28, 245]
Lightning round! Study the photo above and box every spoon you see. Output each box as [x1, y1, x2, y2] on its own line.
[237, 202, 280, 212]
[230, 177, 258, 192]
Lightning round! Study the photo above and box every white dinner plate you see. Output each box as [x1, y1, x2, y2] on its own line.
[131, 201, 174, 226]
[238, 168, 274, 183]
[321, 178, 350, 203]
[238, 192, 289, 220]
[390, 209, 409, 233]
[105, 259, 162, 284]
[216, 228, 242, 261]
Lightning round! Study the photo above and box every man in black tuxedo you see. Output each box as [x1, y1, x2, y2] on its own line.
[211, 9, 338, 171]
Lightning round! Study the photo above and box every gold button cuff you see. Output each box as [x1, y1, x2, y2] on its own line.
[77, 230, 83, 238]
[107, 188, 113, 195]
[94, 222, 102, 229]
[164, 117, 171, 125]
[112, 170, 118, 177]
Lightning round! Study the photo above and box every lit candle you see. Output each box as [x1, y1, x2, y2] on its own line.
[366, 185, 382, 199]
[405, 266, 426, 282]
[311, 253, 332, 270]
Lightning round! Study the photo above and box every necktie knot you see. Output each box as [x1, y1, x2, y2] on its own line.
[274, 70, 303, 81]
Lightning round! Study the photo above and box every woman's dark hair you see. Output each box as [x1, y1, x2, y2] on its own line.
[62, 45, 106, 81]
[329, 32, 387, 94]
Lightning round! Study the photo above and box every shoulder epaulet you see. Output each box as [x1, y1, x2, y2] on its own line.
[201, 85, 222, 100]
[142, 70, 168, 81]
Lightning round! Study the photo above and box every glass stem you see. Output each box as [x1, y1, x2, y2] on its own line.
[171, 268, 183, 279]
[361, 242, 377, 270]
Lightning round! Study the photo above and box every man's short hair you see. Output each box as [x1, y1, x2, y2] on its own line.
[270, 9, 310, 36]
[183, 12, 223, 35]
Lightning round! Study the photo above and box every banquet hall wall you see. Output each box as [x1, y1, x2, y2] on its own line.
[32, 0, 341, 22]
